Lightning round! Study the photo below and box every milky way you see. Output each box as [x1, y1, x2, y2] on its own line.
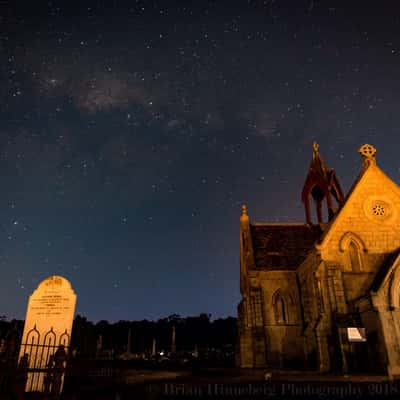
[1, 0, 400, 321]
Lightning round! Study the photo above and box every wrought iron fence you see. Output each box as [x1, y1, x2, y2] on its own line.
[19, 325, 70, 394]
[0, 324, 71, 398]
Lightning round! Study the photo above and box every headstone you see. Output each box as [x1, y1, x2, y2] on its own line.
[96, 334, 103, 357]
[127, 328, 131, 354]
[118, 327, 134, 359]
[193, 344, 198, 358]
[171, 325, 176, 354]
[19, 275, 77, 393]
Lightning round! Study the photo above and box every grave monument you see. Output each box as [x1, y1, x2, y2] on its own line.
[19, 275, 77, 393]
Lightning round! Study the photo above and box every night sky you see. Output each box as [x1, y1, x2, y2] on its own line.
[1, 0, 400, 322]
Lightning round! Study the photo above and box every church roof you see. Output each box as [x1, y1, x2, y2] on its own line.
[370, 248, 400, 292]
[250, 223, 322, 269]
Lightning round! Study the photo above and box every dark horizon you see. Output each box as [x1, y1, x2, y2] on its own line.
[0, 313, 237, 324]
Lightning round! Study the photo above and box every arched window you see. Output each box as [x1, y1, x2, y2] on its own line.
[273, 292, 287, 324]
[339, 232, 366, 272]
[349, 241, 361, 272]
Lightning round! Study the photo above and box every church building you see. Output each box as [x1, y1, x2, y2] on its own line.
[237, 143, 400, 378]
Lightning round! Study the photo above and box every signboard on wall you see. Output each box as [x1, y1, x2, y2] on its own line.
[347, 327, 367, 342]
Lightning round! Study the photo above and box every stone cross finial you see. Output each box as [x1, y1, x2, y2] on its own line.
[358, 143, 376, 159]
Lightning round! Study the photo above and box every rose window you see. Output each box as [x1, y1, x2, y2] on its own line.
[372, 204, 385, 216]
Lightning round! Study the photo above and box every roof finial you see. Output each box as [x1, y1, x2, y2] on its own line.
[312, 142, 321, 163]
[240, 204, 249, 224]
[358, 144, 376, 166]
[358, 143, 376, 159]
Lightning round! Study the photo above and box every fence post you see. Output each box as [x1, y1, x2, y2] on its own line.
[14, 353, 29, 400]
[51, 345, 67, 399]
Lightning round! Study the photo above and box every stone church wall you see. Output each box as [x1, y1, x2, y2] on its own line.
[238, 146, 400, 375]
[258, 271, 305, 368]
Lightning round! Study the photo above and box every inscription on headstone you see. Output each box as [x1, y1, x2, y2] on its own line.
[19, 275, 77, 393]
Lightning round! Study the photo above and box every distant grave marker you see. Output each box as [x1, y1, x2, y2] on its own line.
[19, 275, 77, 393]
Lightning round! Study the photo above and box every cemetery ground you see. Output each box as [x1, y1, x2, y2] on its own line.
[1, 276, 397, 399]
[60, 364, 395, 400]
[1, 331, 398, 399]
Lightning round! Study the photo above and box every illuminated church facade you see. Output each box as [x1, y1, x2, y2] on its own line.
[238, 143, 400, 378]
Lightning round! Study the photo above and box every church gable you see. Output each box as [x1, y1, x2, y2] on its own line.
[318, 149, 400, 265]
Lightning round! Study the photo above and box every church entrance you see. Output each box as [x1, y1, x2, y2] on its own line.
[346, 341, 369, 373]
[364, 330, 386, 373]
[327, 327, 342, 372]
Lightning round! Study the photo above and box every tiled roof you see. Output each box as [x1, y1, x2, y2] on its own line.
[250, 223, 322, 270]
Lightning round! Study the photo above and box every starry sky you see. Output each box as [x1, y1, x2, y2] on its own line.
[1, 0, 400, 322]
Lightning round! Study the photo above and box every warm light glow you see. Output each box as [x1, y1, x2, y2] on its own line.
[347, 327, 367, 342]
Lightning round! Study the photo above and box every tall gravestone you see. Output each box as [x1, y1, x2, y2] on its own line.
[19, 275, 77, 393]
